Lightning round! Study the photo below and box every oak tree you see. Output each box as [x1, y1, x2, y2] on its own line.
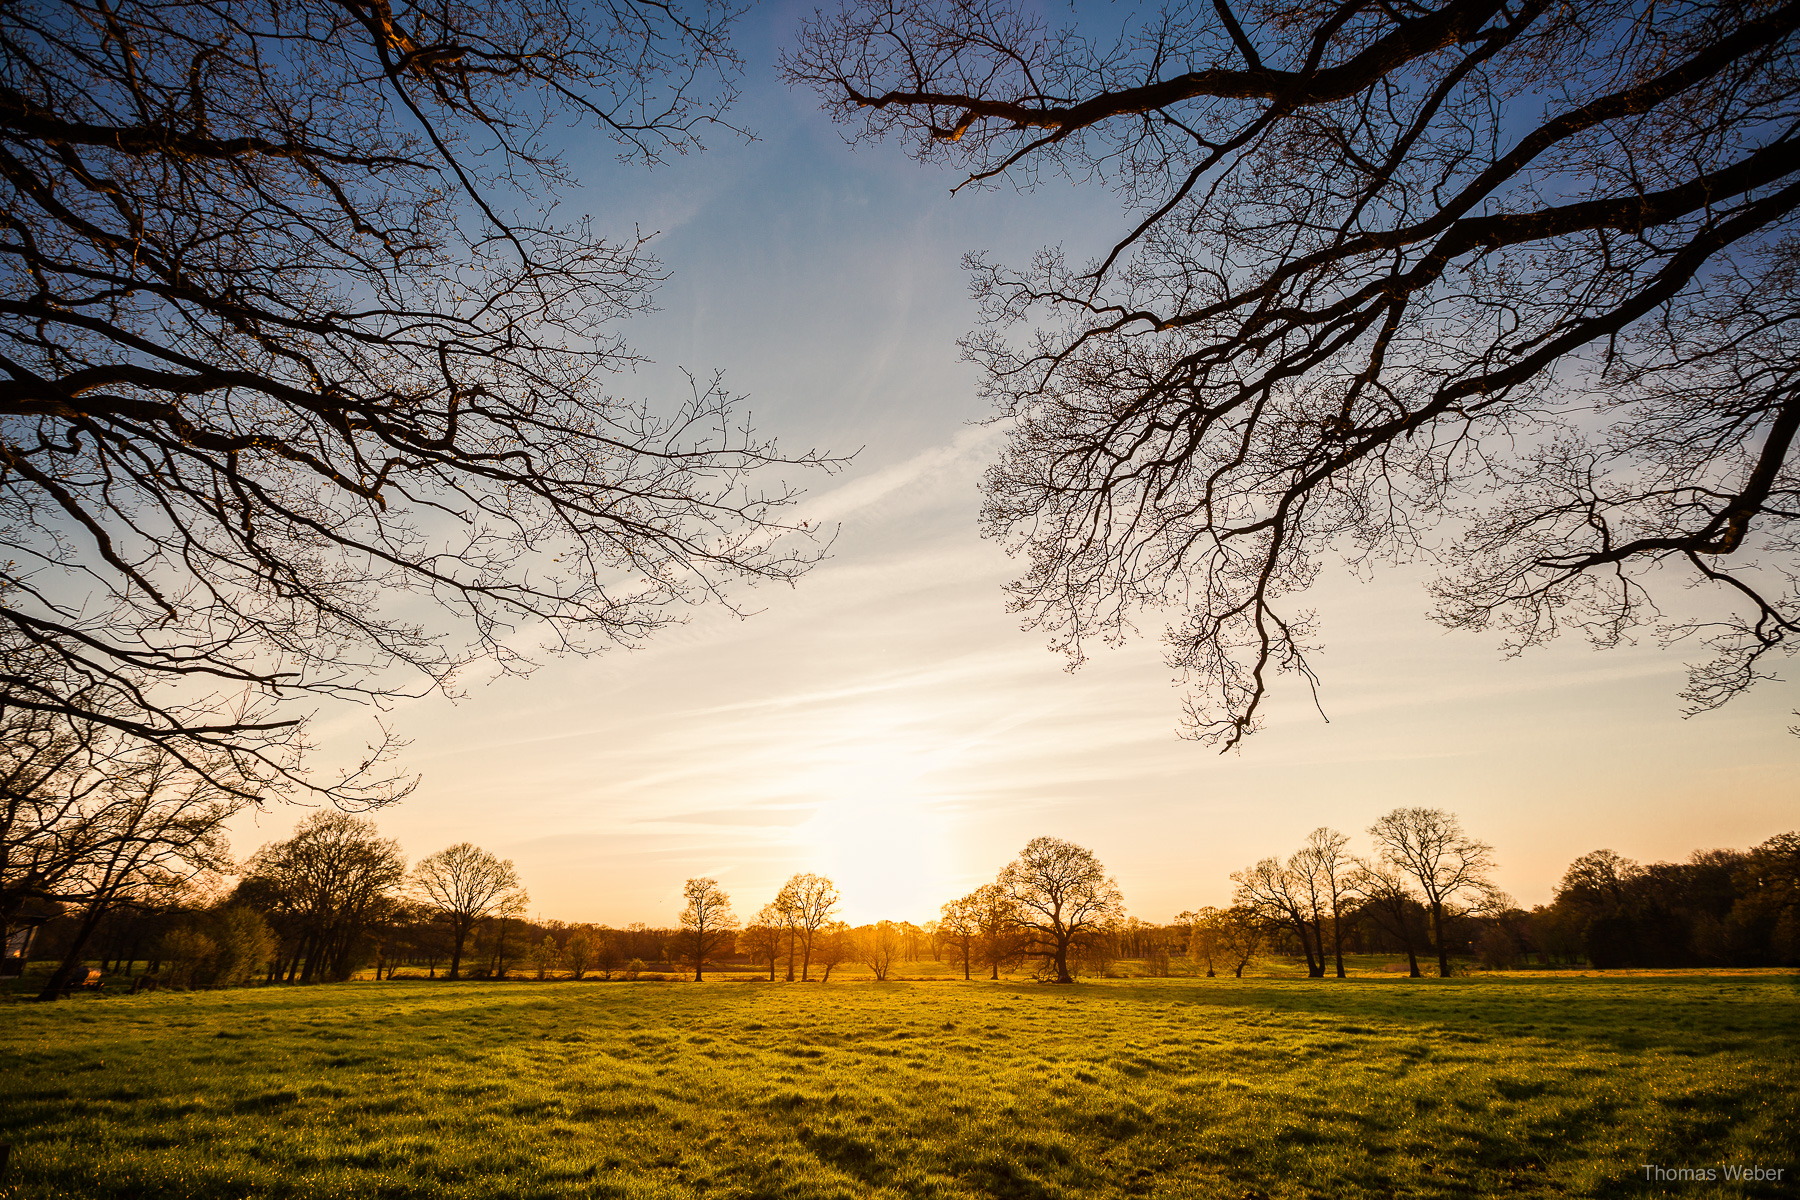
[410, 842, 522, 980]
[1368, 807, 1503, 977]
[998, 836, 1124, 983]
[773, 872, 839, 981]
[1, 0, 833, 805]
[677, 875, 738, 981]
[787, 0, 1800, 746]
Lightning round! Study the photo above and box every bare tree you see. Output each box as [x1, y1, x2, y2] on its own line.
[999, 836, 1125, 984]
[1214, 905, 1265, 978]
[410, 843, 522, 980]
[940, 892, 980, 980]
[746, 906, 785, 981]
[857, 920, 901, 980]
[969, 881, 1023, 980]
[34, 746, 244, 997]
[774, 872, 839, 981]
[592, 927, 622, 981]
[786, 0, 1800, 748]
[1231, 855, 1324, 977]
[1299, 828, 1355, 978]
[241, 813, 405, 983]
[531, 933, 560, 981]
[564, 927, 594, 981]
[1178, 908, 1216, 977]
[1368, 808, 1503, 977]
[677, 876, 738, 981]
[0, 0, 836, 806]
[3, 701, 136, 939]
[1349, 856, 1426, 978]
[814, 921, 853, 981]
[482, 891, 531, 979]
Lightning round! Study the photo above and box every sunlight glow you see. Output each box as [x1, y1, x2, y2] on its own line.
[793, 723, 957, 923]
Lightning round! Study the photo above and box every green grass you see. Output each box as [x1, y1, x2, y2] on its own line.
[2, 972, 1795, 1198]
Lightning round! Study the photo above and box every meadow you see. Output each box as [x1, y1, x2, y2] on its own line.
[1, 970, 1795, 1199]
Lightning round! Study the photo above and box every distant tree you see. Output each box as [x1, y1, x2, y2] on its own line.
[240, 813, 405, 983]
[746, 906, 786, 981]
[1071, 924, 1119, 980]
[1736, 833, 1800, 965]
[814, 921, 854, 981]
[207, 906, 277, 987]
[1557, 850, 1638, 910]
[1541, 838, 1800, 968]
[378, 899, 443, 980]
[532, 933, 561, 981]
[939, 894, 981, 980]
[1232, 855, 1324, 977]
[410, 844, 524, 980]
[1368, 809, 1503, 978]
[565, 927, 595, 981]
[969, 882, 1024, 980]
[898, 921, 925, 963]
[149, 900, 274, 990]
[485, 893, 532, 979]
[999, 837, 1125, 984]
[774, 873, 840, 981]
[1474, 910, 1533, 970]
[1349, 857, 1426, 977]
[593, 928, 622, 980]
[1299, 828, 1355, 978]
[160, 926, 218, 990]
[1178, 909, 1217, 977]
[1214, 906, 1264, 978]
[677, 877, 739, 981]
[858, 920, 901, 981]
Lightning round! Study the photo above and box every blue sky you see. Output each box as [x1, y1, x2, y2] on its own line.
[228, 0, 1800, 928]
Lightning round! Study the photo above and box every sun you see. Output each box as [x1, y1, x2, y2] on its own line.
[795, 740, 957, 924]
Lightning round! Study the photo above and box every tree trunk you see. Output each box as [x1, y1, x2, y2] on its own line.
[1292, 917, 1321, 977]
[449, 918, 469, 980]
[1432, 902, 1451, 978]
[1332, 913, 1346, 978]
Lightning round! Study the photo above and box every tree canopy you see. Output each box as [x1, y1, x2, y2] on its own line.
[786, 0, 1800, 746]
[1, 0, 832, 806]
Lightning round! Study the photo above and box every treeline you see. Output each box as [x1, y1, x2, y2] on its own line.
[13, 796, 1796, 993]
[1516, 836, 1799, 969]
[1208, 811, 1800, 975]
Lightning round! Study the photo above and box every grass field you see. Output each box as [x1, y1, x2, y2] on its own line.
[1, 971, 1795, 1199]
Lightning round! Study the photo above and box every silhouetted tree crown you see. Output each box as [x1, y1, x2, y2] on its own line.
[1, 0, 834, 805]
[999, 836, 1124, 983]
[786, 0, 1800, 746]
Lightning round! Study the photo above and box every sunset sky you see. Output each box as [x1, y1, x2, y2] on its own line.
[230, 1, 1798, 929]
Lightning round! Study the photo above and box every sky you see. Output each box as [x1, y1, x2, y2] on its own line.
[229, 0, 1799, 928]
